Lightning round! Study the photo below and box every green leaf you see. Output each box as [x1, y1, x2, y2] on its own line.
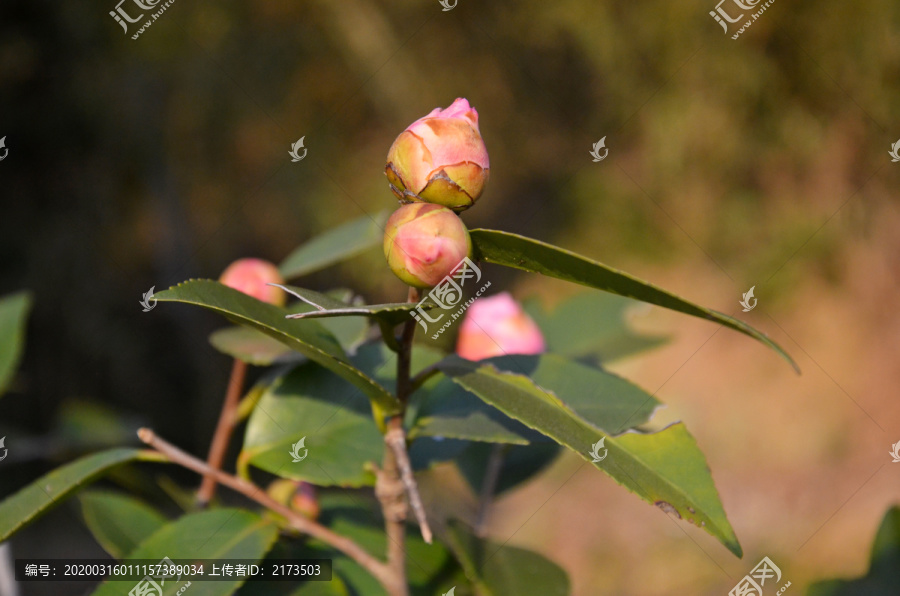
[409, 378, 535, 445]
[155, 280, 399, 414]
[79, 491, 168, 558]
[280, 210, 390, 279]
[0, 290, 32, 398]
[471, 229, 797, 372]
[443, 520, 570, 596]
[523, 292, 667, 363]
[240, 362, 383, 487]
[209, 326, 301, 366]
[437, 354, 742, 556]
[807, 506, 900, 596]
[0, 448, 159, 542]
[89, 509, 279, 596]
[274, 285, 439, 328]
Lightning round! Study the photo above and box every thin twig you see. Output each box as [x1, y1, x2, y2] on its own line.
[408, 363, 441, 393]
[475, 444, 508, 537]
[385, 420, 432, 544]
[197, 358, 247, 506]
[138, 428, 400, 593]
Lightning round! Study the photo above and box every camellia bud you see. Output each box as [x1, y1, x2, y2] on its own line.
[456, 292, 546, 361]
[290, 481, 321, 521]
[383, 203, 472, 289]
[219, 258, 286, 306]
[385, 97, 489, 211]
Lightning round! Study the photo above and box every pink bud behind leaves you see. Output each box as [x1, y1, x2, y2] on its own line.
[456, 292, 546, 360]
[386, 98, 489, 212]
[219, 258, 286, 306]
[383, 203, 472, 289]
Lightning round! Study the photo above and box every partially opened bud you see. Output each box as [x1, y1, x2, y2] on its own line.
[456, 292, 545, 360]
[386, 98, 489, 212]
[219, 258, 285, 306]
[383, 203, 472, 289]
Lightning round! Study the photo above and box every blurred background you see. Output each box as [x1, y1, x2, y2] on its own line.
[2, 0, 900, 594]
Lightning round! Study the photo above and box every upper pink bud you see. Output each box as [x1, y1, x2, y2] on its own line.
[456, 292, 545, 361]
[386, 98, 490, 212]
[383, 203, 472, 289]
[219, 258, 286, 306]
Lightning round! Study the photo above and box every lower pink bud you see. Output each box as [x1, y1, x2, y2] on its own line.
[219, 258, 286, 306]
[383, 203, 472, 289]
[456, 292, 545, 360]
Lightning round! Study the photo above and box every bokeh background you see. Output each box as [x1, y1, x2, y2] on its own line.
[2, 0, 900, 594]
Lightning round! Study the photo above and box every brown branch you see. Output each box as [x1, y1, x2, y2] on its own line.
[138, 428, 402, 593]
[197, 358, 247, 506]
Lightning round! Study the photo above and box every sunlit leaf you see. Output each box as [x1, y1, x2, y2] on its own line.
[155, 280, 399, 414]
[471, 229, 797, 372]
[437, 354, 742, 556]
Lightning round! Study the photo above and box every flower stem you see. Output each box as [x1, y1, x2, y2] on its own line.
[197, 358, 247, 506]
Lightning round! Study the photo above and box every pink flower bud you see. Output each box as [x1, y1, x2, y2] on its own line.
[456, 292, 545, 360]
[219, 258, 285, 306]
[385, 98, 490, 212]
[383, 203, 472, 289]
